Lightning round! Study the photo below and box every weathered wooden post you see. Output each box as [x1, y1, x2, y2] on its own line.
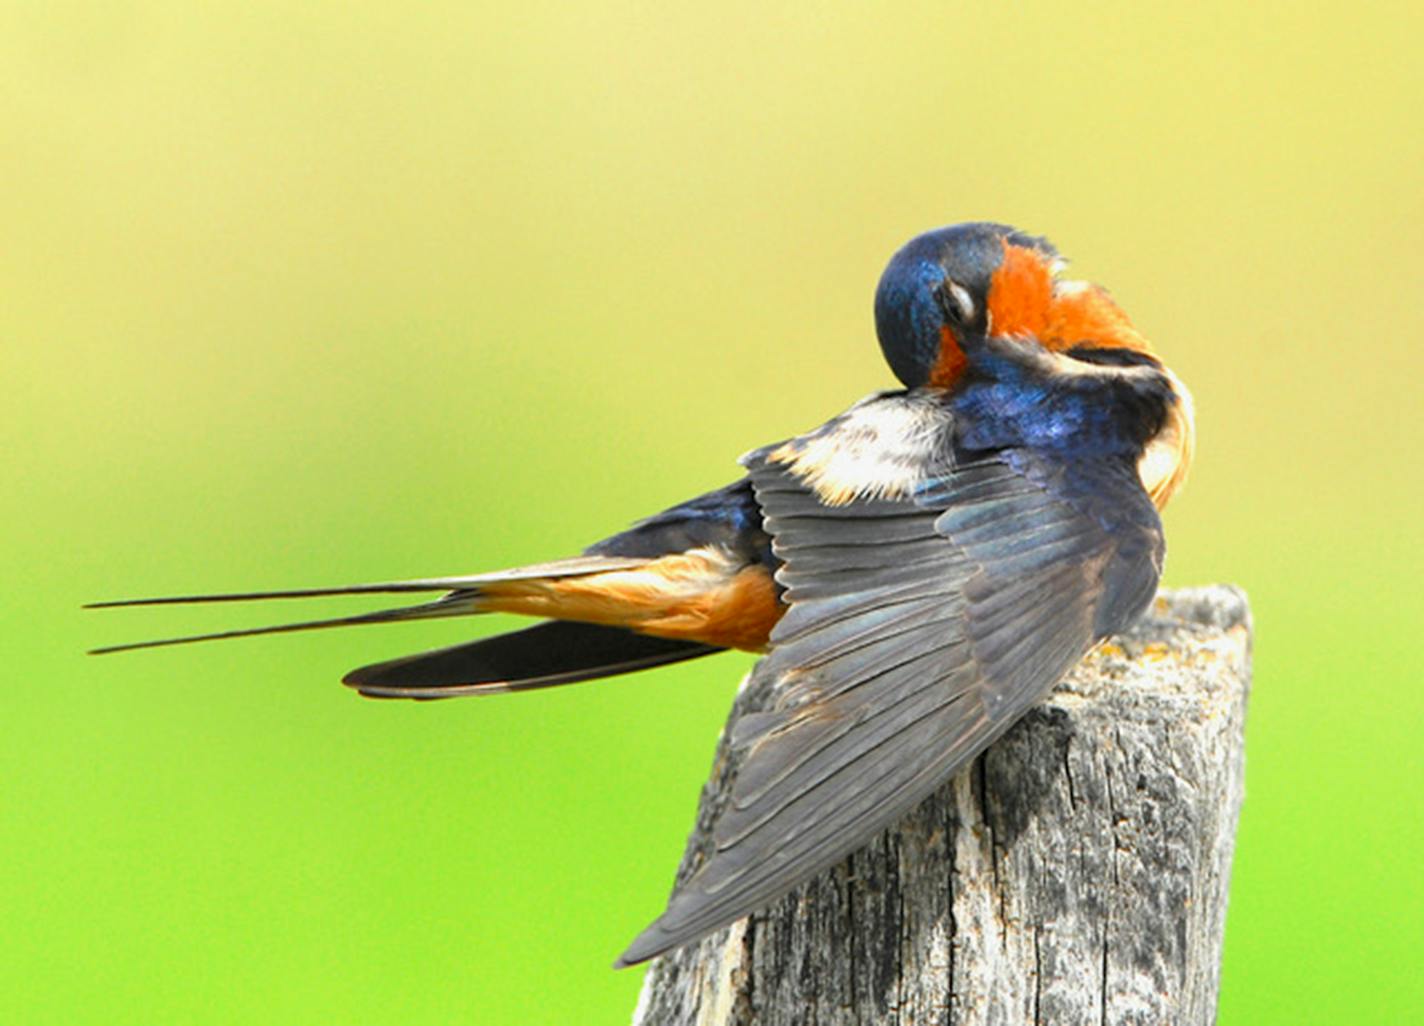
[632, 586, 1251, 1026]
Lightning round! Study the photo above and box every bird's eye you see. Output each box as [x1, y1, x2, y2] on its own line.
[939, 280, 976, 323]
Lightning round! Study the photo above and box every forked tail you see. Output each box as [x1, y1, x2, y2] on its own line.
[85, 555, 650, 656]
[84, 551, 767, 695]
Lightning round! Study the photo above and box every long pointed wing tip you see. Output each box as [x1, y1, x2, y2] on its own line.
[341, 675, 393, 699]
[339, 675, 512, 700]
[339, 665, 455, 699]
[340, 665, 399, 695]
[614, 923, 676, 969]
[612, 947, 650, 970]
[348, 688, 403, 701]
[340, 663, 397, 691]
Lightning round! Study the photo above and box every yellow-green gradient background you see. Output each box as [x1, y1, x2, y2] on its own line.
[7, 3, 1421, 1023]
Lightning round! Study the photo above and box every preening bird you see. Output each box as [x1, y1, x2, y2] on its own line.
[88, 222, 1194, 967]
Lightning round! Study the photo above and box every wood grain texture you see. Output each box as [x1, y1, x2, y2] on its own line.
[630, 586, 1252, 1026]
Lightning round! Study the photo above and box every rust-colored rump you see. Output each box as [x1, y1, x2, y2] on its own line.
[476, 550, 783, 652]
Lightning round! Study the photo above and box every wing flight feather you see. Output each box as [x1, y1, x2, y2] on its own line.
[617, 442, 1163, 966]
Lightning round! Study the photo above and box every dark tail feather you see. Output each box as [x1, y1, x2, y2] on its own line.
[344, 621, 721, 699]
[83, 556, 651, 610]
[83, 556, 661, 655]
[83, 583, 461, 608]
[87, 597, 477, 655]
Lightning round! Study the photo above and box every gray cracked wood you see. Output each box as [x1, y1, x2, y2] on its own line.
[630, 586, 1252, 1026]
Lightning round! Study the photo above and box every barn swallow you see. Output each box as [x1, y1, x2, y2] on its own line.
[88, 222, 1194, 967]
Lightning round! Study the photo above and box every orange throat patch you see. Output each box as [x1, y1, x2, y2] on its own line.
[988, 241, 1152, 355]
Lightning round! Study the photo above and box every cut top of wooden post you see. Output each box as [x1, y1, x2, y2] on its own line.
[632, 585, 1252, 1026]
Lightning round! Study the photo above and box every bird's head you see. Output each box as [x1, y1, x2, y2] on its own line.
[873, 222, 1193, 507]
[873, 222, 1154, 390]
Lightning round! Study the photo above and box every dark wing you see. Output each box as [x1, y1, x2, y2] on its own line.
[344, 621, 719, 699]
[617, 447, 1162, 965]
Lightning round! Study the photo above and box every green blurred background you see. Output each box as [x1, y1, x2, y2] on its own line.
[6, 2, 1421, 1023]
